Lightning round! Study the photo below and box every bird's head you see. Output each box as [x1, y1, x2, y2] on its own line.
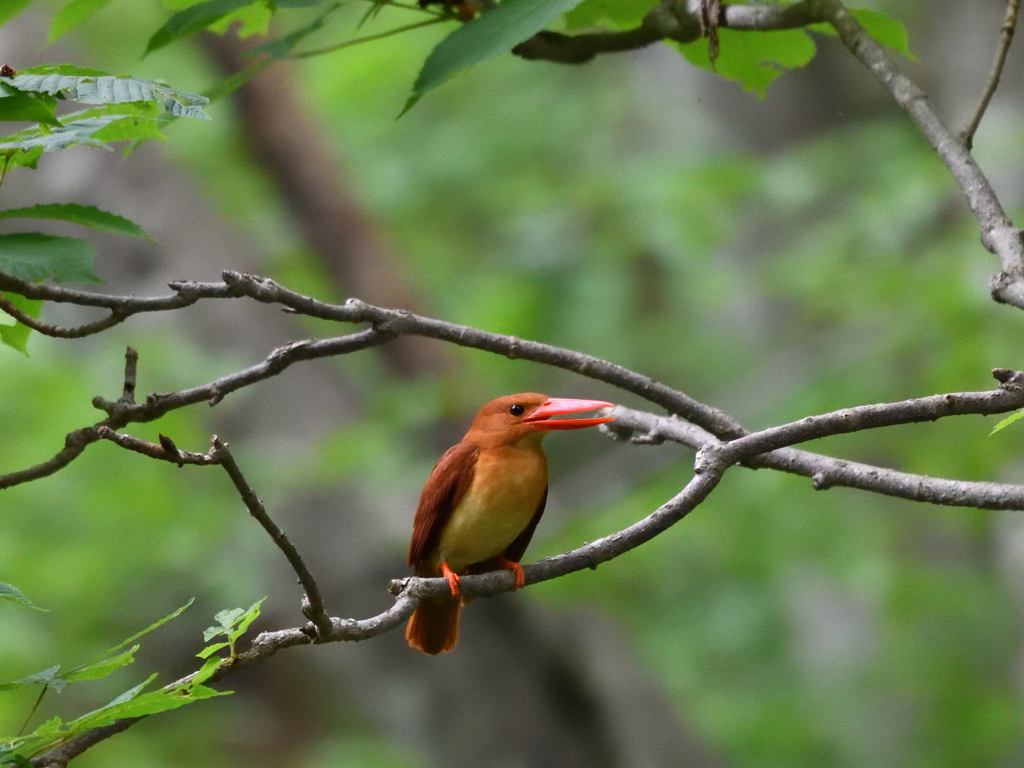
[468, 393, 615, 446]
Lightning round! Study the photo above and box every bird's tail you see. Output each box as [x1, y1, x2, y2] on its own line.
[406, 596, 460, 654]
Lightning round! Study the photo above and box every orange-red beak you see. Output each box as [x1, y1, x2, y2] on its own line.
[524, 398, 615, 431]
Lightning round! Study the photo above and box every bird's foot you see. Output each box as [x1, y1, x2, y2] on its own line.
[440, 561, 461, 598]
[497, 558, 526, 589]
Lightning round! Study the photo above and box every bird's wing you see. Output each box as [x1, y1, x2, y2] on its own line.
[501, 484, 548, 564]
[408, 440, 480, 568]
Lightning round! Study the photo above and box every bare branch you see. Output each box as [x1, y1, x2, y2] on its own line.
[809, 0, 1024, 309]
[512, 0, 815, 64]
[210, 437, 334, 639]
[962, 0, 1021, 150]
[0, 292, 126, 338]
[605, 382, 1024, 511]
[0, 328, 389, 491]
[96, 427, 219, 465]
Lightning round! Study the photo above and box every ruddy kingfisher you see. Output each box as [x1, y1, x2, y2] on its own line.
[406, 393, 614, 654]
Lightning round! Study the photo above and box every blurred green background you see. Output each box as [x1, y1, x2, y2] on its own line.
[3, 0, 1024, 766]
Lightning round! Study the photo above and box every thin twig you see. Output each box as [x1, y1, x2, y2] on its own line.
[602, 403, 1024, 510]
[210, 437, 334, 639]
[290, 18, 448, 59]
[0, 293, 126, 338]
[962, 0, 1021, 150]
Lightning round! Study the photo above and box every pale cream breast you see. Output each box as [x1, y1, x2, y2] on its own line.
[436, 445, 547, 571]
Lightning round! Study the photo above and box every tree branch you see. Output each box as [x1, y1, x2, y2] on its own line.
[604, 370, 1024, 511]
[512, 0, 815, 64]
[209, 437, 334, 639]
[809, 0, 1024, 309]
[961, 0, 1020, 150]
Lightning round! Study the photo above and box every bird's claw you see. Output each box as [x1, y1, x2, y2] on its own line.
[498, 557, 526, 589]
[440, 561, 461, 598]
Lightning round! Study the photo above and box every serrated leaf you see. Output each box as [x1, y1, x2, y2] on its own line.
[192, 656, 223, 685]
[0, 581, 46, 610]
[70, 680, 228, 732]
[196, 641, 230, 659]
[990, 409, 1024, 435]
[0, 0, 33, 26]
[0, 114, 125, 153]
[211, 606, 245, 631]
[18, 64, 111, 77]
[62, 646, 139, 683]
[675, 27, 816, 97]
[229, 598, 265, 642]
[0, 666, 62, 693]
[409, 0, 588, 103]
[0, 292, 43, 354]
[145, 0, 258, 55]
[7, 73, 210, 119]
[2, 146, 43, 171]
[49, 0, 115, 42]
[0, 234, 99, 283]
[0, 85, 60, 126]
[0, 203, 154, 240]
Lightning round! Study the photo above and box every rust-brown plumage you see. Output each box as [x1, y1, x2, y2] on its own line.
[406, 393, 613, 654]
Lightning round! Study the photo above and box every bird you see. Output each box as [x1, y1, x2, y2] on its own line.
[406, 393, 614, 654]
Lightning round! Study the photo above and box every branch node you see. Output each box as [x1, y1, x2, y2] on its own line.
[993, 368, 1024, 389]
[812, 471, 831, 490]
[389, 578, 409, 596]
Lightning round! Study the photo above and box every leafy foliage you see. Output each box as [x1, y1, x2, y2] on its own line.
[0, 600, 220, 766]
[0, 204, 154, 241]
[407, 0, 587, 108]
[197, 599, 265, 660]
[10, 67, 211, 119]
[0, 234, 100, 284]
[0, 293, 42, 354]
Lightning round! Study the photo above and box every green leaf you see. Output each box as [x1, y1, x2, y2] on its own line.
[2, 146, 43, 172]
[62, 646, 138, 682]
[409, 0, 588, 103]
[851, 8, 913, 59]
[7, 73, 210, 120]
[18, 64, 111, 77]
[0, 204, 154, 241]
[196, 641, 230, 659]
[563, 0, 651, 31]
[0, 581, 46, 614]
[49, 0, 115, 42]
[990, 409, 1024, 435]
[675, 27, 817, 97]
[0, 666, 62, 693]
[0, 85, 60, 126]
[69, 679, 229, 732]
[208, 0, 273, 37]
[809, 8, 914, 60]
[0, 0, 33, 27]
[191, 656, 223, 685]
[0, 114, 129, 153]
[228, 598, 265, 643]
[0, 233, 100, 283]
[145, 0, 259, 56]
[0, 292, 43, 354]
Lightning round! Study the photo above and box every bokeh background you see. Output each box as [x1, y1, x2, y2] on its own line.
[3, 0, 1024, 766]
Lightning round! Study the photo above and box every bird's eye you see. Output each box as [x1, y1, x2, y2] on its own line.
[509, 404, 525, 417]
